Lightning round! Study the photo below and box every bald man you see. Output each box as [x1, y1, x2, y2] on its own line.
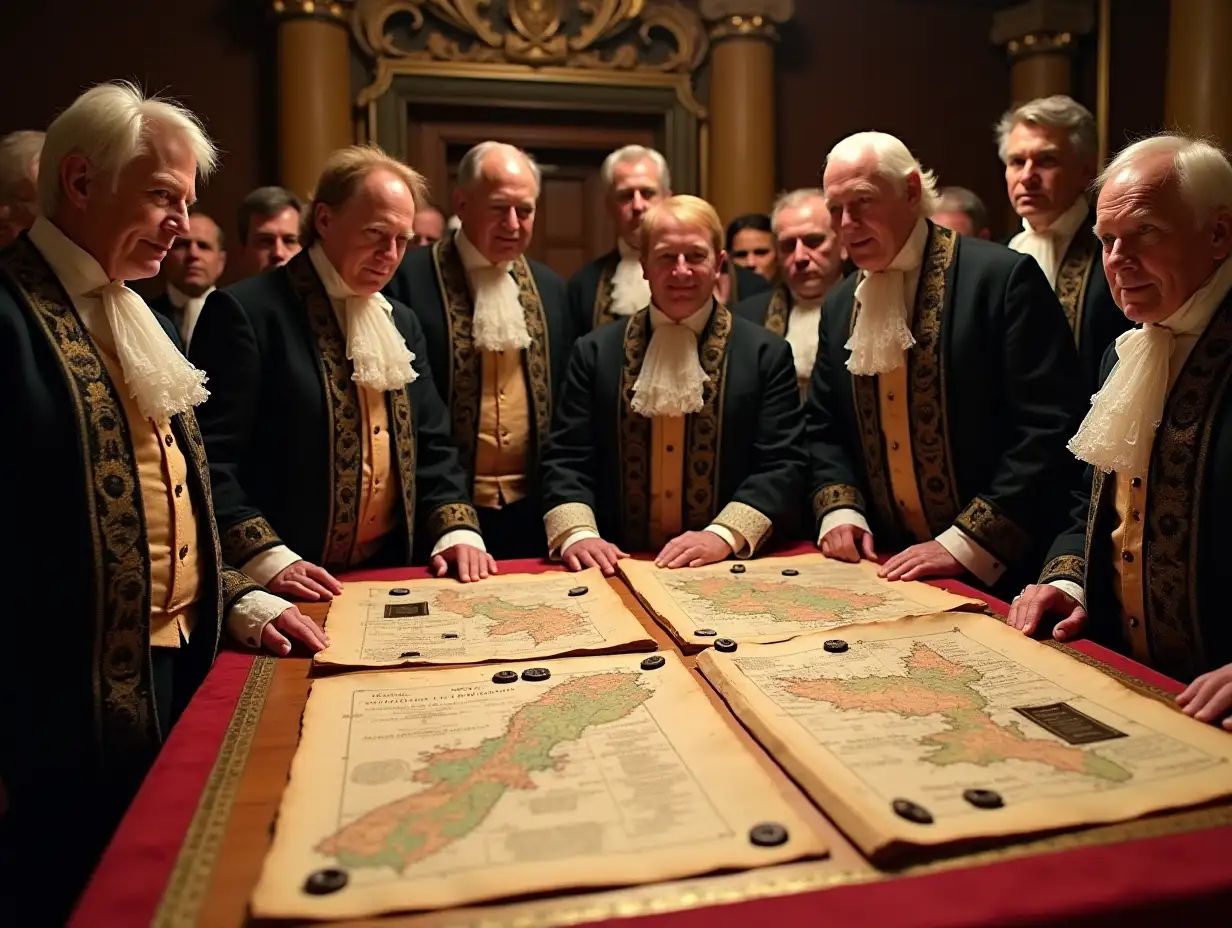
[149, 211, 226, 350]
[384, 141, 573, 559]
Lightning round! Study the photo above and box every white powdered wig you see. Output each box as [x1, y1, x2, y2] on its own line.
[456, 141, 542, 196]
[825, 131, 939, 217]
[600, 145, 671, 191]
[1098, 133, 1232, 227]
[770, 187, 826, 234]
[39, 81, 218, 217]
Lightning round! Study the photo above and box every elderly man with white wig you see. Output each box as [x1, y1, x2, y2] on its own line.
[383, 141, 573, 559]
[1009, 134, 1232, 724]
[0, 81, 323, 921]
[805, 131, 1085, 598]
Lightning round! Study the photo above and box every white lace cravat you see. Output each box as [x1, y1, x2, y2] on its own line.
[100, 281, 210, 423]
[455, 230, 531, 352]
[631, 304, 711, 417]
[309, 245, 416, 391]
[786, 297, 823, 381]
[844, 219, 927, 376]
[1008, 198, 1090, 286]
[1069, 255, 1232, 474]
[610, 238, 651, 317]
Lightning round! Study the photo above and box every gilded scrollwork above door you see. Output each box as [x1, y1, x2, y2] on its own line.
[352, 0, 709, 103]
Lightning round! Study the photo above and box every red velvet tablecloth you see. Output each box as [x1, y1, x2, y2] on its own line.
[69, 549, 1232, 927]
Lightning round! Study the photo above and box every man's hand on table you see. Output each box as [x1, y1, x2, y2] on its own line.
[432, 544, 498, 583]
[655, 531, 733, 569]
[262, 605, 329, 655]
[1178, 664, 1232, 731]
[563, 537, 627, 576]
[268, 559, 343, 601]
[819, 524, 876, 562]
[1006, 584, 1088, 641]
[878, 540, 964, 582]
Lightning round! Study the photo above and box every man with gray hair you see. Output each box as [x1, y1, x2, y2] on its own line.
[806, 131, 1084, 596]
[568, 144, 670, 330]
[1009, 134, 1232, 722]
[0, 81, 321, 920]
[997, 94, 1130, 390]
[384, 141, 572, 558]
[0, 129, 43, 247]
[736, 187, 846, 395]
[932, 185, 990, 239]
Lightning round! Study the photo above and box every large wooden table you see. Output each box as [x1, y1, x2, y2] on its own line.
[70, 547, 1232, 927]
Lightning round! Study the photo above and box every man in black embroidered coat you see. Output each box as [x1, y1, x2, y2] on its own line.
[383, 142, 572, 559]
[541, 195, 805, 573]
[807, 132, 1084, 599]
[192, 146, 494, 601]
[0, 82, 319, 925]
[1008, 135, 1232, 725]
[996, 95, 1131, 392]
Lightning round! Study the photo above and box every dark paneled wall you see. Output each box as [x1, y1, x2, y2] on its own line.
[0, 0, 1170, 249]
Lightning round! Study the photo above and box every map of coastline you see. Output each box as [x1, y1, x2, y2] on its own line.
[318, 673, 652, 871]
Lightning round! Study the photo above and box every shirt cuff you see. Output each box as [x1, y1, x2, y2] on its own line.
[937, 526, 1007, 586]
[558, 529, 601, 558]
[430, 529, 487, 558]
[705, 524, 744, 557]
[241, 544, 302, 587]
[1048, 580, 1086, 609]
[226, 589, 293, 650]
[817, 507, 872, 544]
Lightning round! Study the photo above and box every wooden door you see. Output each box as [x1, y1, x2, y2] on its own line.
[406, 104, 660, 278]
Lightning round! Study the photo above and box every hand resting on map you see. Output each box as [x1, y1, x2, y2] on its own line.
[1178, 665, 1232, 731]
[432, 543, 498, 583]
[654, 530, 732, 569]
[562, 537, 628, 576]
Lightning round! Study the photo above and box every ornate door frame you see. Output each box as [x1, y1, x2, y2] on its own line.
[349, 1, 711, 195]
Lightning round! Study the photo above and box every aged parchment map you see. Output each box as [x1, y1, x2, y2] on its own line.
[251, 653, 825, 919]
[698, 612, 1232, 860]
[315, 569, 655, 669]
[620, 554, 981, 647]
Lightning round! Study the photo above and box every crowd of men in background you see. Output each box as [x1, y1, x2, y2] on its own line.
[2, 83, 1232, 922]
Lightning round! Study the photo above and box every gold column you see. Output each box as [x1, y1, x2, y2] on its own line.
[991, 0, 1095, 105]
[1166, 0, 1232, 149]
[700, 1, 794, 225]
[273, 1, 355, 198]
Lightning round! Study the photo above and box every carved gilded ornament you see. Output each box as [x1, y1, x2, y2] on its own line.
[697, 0, 793, 40]
[271, 0, 354, 21]
[352, 0, 707, 72]
[1004, 31, 1075, 61]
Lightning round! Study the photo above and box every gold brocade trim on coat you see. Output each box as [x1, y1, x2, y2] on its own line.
[1054, 233, 1097, 345]
[811, 483, 867, 524]
[907, 223, 962, 535]
[431, 235, 480, 476]
[387, 385, 418, 559]
[1, 237, 158, 753]
[509, 255, 554, 465]
[221, 515, 282, 567]
[713, 501, 772, 554]
[1142, 296, 1232, 680]
[763, 285, 790, 336]
[618, 309, 653, 549]
[220, 568, 261, 612]
[684, 304, 733, 531]
[432, 235, 553, 478]
[177, 408, 226, 649]
[955, 496, 1031, 567]
[1040, 554, 1085, 586]
[592, 250, 621, 328]
[425, 502, 482, 541]
[543, 502, 600, 550]
[1082, 467, 1107, 583]
[285, 252, 364, 569]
